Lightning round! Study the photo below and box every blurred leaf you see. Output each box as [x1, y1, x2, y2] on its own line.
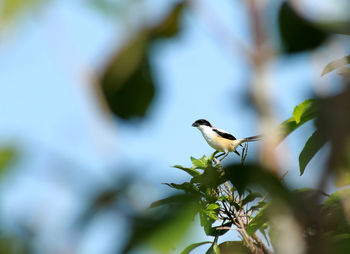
[180, 241, 212, 254]
[173, 165, 200, 177]
[100, 34, 155, 120]
[123, 206, 196, 253]
[0, 147, 16, 171]
[316, 86, 350, 186]
[0, 0, 47, 28]
[242, 192, 263, 206]
[246, 203, 269, 236]
[218, 241, 249, 254]
[99, 2, 186, 120]
[151, 2, 185, 39]
[322, 55, 350, 76]
[321, 189, 350, 234]
[328, 234, 350, 254]
[150, 193, 197, 208]
[279, 99, 318, 141]
[278, 2, 328, 53]
[299, 130, 327, 175]
[223, 164, 289, 199]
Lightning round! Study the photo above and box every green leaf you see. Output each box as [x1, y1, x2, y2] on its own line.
[321, 55, 350, 76]
[293, 99, 317, 124]
[100, 34, 156, 120]
[150, 2, 185, 39]
[299, 130, 327, 175]
[279, 99, 318, 141]
[181, 241, 212, 254]
[213, 243, 221, 254]
[242, 192, 263, 206]
[206, 203, 220, 210]
[246, 204, 269, 236]
[191, 155, 209, 169]
[173, 165, 200, 177]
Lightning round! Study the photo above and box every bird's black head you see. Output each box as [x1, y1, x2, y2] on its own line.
[192, 119, 212, 127]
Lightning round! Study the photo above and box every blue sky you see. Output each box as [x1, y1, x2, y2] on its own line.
[0, 0, 344, 253]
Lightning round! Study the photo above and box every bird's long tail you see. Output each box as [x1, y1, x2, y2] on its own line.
[243, 135, 261, 142]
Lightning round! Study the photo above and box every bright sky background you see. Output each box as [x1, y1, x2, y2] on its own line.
[0, 0, 347, 253]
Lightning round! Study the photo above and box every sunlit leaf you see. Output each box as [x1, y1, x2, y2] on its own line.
[293, 99, 317, 124]
[299, 130, 327, 175]
[191, 155, 210, 169]
[279, 99, 318, 141]
[180, 241, 212, 254]
[321, 55, 350, 76]
[206, 203, 220, 210]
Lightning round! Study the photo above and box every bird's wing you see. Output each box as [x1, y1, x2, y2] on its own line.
[213, 128, 237, 140]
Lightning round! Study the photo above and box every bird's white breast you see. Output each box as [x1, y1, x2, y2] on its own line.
[199, 126, 226, 151]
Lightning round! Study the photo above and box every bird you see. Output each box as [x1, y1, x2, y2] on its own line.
[192, 119, 260, 161]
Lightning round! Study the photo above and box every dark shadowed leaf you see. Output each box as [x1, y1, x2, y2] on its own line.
[181, 241, 212, 254]
[278, 2, 328, 53]
[322, 55, 350, 76]
[299, 130, 327, 175]
[218, 241, 249, 254]
[99, 2, 186, 120]
[328, 234, 350, 254]
[100, 34, 155, 120]
[223, 164, 289, 199]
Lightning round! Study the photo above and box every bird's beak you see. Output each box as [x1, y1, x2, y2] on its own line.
[192, 122, 198, 127]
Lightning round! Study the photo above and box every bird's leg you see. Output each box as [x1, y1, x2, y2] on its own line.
[215, 152, 225, 159]
[218, 152, 229, 161]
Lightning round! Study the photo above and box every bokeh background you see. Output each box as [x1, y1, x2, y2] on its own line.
[1, 0, 350, 253]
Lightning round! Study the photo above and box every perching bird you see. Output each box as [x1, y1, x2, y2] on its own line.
[192, 119, 260, 161]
